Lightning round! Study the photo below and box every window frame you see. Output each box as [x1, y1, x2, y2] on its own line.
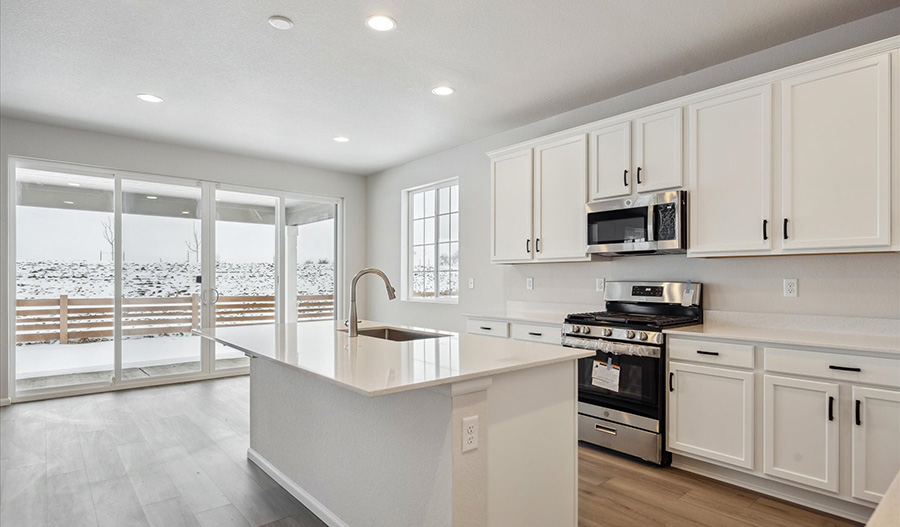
[401, 177, 459, 304]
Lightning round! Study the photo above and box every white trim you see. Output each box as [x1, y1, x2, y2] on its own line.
[247, 448, 349, 527]
[486, 36, 900, 159]
[0, 397, 11, 407]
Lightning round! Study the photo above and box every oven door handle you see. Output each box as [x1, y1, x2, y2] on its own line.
[646, 204, 655, 242]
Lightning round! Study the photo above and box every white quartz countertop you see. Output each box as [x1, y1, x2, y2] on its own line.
[194, 320, 592, 397]
[462, 311, 568, 326]
[664, 324, 900, 356]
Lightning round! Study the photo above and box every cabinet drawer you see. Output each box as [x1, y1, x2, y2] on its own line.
[764, 347, 900, 388]
[669, 338, 754, 369]
[466, 319, 510, 338]
[511, 323, 562, 345]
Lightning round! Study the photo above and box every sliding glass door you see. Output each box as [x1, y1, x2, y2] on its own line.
[9, 159, 341, 400]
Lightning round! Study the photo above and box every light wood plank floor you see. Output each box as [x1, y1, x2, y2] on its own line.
[1, 376, 865, 527]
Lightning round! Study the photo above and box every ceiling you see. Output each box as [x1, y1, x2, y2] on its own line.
[1, 1, 896, 175]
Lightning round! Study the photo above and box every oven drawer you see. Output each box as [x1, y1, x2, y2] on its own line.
[511, 323, 561, 345]
[578, 413, 662, 464]
[466, 319, 510, 338]
[669, 338, 754, 369]
[764, 347, 900, 388]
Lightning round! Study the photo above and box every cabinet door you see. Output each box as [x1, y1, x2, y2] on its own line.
[688, 86, 773, 255]
[668, 362, 754, 469]
[852, 386, 900, 503]
[781, 53, 892, 251]
[635, 108, 683, 193]
[589, 121, 631, 200]
[533, 134, 588, 261]
[491, 149, 534, 262]
[763, 375, 839, 492]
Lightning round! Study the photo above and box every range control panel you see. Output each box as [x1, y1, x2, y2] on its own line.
[631, 285, 664, 297]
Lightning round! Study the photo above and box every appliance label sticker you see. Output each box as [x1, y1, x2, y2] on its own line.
[591, 360, 620, 392]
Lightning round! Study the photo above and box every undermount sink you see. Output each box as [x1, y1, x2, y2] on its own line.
[340, 327, 445, 342]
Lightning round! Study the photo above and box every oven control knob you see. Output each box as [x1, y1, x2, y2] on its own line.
[601, 328, 612, 337]
[571, 325, 581, 334]
[582, 327, 590, 335]
[626, 330, 635, 339]
[638, 332, 648, 341]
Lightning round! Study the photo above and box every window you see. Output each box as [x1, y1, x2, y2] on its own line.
[405, 179, 459, 302]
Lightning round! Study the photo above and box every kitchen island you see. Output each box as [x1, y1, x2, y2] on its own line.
[195, 320, 592, 527]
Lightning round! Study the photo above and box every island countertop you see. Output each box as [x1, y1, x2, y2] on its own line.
[194, 320, 592, 397]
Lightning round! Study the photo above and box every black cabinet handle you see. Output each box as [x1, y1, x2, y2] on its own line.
[783, 218, 789, 240]
[623, 169, 629, 186]
[828, 396, 834, 421]
[479, 326, 492, 331]
[536, 238, 541, 252]
[636, 167, 642, 184]
[856, 400, 862, 426]
[829, 365, 861, 373]
[763, 219, 768, 240]
[526, 239, 531, 253]
[696, 350, 719, 356]
[669, 372, 674, 392]
[528, 332, 543, 337]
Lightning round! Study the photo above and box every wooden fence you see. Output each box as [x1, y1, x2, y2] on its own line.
[15, 294, 335, 344]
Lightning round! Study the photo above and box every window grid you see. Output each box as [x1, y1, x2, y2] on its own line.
[410, 182, 458, 300]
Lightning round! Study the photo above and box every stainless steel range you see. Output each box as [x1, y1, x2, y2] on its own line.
[562, 281, 702, 465]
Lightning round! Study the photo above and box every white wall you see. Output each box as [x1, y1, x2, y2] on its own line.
[0, 116, 368, 402]
[365, 9, 900, 333]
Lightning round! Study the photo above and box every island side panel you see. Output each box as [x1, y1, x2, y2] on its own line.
[249, 359, 454, 527]
[486, 360, 579, 527]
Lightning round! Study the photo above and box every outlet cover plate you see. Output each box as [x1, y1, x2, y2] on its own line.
[783, 278, 798, 297]
[462, 415, 478, 452]
[526, 277, 534, 290]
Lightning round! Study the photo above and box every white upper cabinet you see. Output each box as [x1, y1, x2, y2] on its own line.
[688, 86, 773, 255]
[852, 386, 900, 503]
[635, 108, 684, 193]
[589, 121, 632, 200]
[780, 53, 892, 251]
[491, 148, 534, 262]
[764, 375, 840, 492]
[534, 134, 589, 261]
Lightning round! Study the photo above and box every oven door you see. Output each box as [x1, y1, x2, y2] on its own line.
[577, 342, 661, 421]
[586, 196, 655, 254]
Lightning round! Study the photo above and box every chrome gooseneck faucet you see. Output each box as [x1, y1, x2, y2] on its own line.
[347, 268, 396, 337]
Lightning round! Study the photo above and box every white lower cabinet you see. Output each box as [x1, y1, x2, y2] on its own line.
[763, 375, 840, 492]
[668, 362, 754, 469]
[852, 386, 900, 503]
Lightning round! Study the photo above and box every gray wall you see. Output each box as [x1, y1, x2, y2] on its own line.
[364, 8, 900, 333]
[0, 116, 368, 402]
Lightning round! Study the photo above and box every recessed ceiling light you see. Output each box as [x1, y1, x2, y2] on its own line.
[146, 195, 158, 200]
[136, 93, 163, 103]
[67, 182, 81, 187]
[365, 15, 396, 31]
[268, 15, 293, 30]
[333, 136, 350, 143]
[63, 201, 74, 205]
[432, 86, 455, 96]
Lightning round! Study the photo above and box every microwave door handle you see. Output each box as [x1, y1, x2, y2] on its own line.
[646, 204, 655, 242]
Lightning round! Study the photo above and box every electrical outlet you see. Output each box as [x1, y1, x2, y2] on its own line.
[462, 415, 479, 453]
[596, 278, 605, 292]
[468, 278, 475, 289]
[783, 278, 798, 297]
[526, 277, 534, 290]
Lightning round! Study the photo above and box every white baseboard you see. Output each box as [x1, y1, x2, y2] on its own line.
[247, 448, 349, 527]
[672, 456, 872, 524]
[0, 397, 10, 407]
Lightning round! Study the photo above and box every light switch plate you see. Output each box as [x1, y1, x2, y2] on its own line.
[468, 278, 475, 289]
[462, 415, 478, 453]
[526, 277, 534, 290]
[596, 278, 605, 292]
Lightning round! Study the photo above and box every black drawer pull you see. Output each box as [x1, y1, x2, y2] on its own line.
[828, 396, 834, 421]
[763, 219, 768, 240]
[783, 218, 789, 240]
[479, 326, 492, 331]
[669, 372, 674, 392]
[696, 350, 720, 356]
[856, 399, 862, 426]
[829, 365, 861, 373]
[528, 332, 543, 337]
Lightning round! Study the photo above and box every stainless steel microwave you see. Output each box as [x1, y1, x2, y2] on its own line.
[586, 190, 687, 256]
